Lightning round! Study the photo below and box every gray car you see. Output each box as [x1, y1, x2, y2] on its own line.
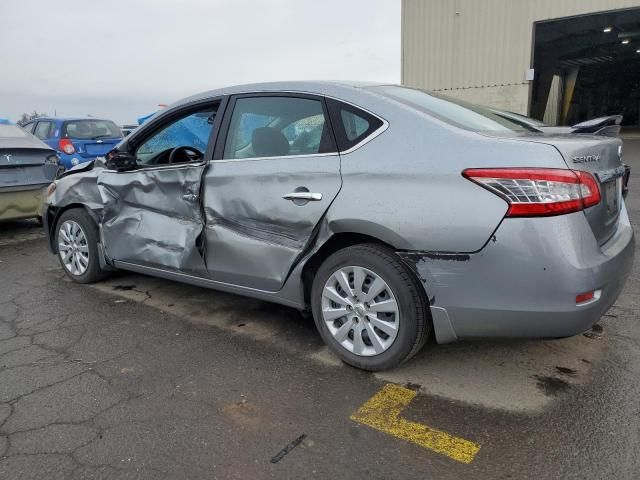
[1, 124, 59, 222]
[42, 81, 635, 371]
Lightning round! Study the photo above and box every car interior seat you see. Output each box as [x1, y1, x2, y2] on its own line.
[251, 127, 290, 157]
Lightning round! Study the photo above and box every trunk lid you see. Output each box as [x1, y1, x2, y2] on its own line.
[542, 135, 624, 246]
[0, 148, 58, 189]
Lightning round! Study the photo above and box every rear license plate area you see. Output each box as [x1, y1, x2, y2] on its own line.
[0, 167, 24, 187]
[84, 144, 109, 155]
[604, 179, 620, 214]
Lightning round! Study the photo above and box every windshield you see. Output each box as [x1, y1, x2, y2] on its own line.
[369, 85, 539, 132]
[63, 120, 122, 140]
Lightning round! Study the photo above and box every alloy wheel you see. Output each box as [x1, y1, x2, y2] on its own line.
[58, 220, 90, 276]
[321, 266, 400, 356]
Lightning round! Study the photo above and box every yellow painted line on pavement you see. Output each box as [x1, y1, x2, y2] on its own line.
[350, 383, 481, 464]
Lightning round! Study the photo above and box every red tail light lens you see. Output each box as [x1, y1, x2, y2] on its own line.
[575, 291, 595, 304]
[462, 168, 601, 217]
[58, 139, 75, 155]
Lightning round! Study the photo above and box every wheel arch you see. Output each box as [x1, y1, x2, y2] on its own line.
[300, 230, 411, 308]
[47, 203, 100, 253]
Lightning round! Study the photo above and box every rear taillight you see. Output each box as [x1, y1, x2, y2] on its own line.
[46, 183, 56, 197]
[462, 168, 601, 217]
[58, 139, 75, 155]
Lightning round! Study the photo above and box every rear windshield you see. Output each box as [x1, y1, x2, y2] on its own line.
[369, 85, 538, 132]
[0, 124, 29, 138]
[63, 120, 122, 140]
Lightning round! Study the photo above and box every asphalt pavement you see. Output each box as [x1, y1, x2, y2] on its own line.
[0, 139, 638, 479]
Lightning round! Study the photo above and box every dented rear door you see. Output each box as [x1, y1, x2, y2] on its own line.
[203, 93, 342, 291]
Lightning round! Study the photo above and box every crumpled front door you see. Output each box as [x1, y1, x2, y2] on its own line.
[97, 163, 208, 277]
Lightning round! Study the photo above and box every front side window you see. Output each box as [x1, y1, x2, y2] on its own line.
[223, 96, 335, 160]
[34, 121, 53, 140]
[63, 120, 122, 139]
[135, 107, 217, 165]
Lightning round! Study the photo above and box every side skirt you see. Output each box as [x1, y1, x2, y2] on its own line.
[111, 260, 306, 310]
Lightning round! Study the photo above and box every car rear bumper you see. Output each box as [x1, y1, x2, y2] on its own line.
[399, 204, 635, 343]
[0, 185, 47, 221]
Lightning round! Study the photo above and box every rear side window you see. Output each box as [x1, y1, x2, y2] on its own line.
[327, 99, 384, 151]
[222, 96, 336, 160]
[63, 120, 122, 140]
[341, 110, 371, 141]
[21, 122, 35, 134]
[34, 121, 54, 140]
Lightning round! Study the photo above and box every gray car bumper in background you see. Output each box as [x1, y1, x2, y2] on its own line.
[400, 205, 635, 343]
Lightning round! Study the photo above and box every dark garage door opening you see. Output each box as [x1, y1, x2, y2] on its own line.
[530, 8, 640, 128]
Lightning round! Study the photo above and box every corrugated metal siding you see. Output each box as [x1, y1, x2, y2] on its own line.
[402, 0, 640, 91]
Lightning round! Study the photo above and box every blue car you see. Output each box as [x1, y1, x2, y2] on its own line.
[20, 117, 123, 170]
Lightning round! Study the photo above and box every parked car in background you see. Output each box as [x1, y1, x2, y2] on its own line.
[0, 124, 59, 222]
[120, 124, 138, 137]
[21, 117, 123, 170]
[42, 82, 634, 371]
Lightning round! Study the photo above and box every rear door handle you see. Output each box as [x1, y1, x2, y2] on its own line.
[182, 193, 198, 202]
[282, 192, 322, 201]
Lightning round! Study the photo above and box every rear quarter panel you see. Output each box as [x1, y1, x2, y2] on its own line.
[324, 91, 570, 253]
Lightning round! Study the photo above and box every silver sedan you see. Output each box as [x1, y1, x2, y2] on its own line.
[43, 81, 635, 371]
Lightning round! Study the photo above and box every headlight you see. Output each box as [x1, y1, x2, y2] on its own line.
[70, 158, 80, 166]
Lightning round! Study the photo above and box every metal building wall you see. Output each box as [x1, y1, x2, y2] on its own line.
[402, 0, 640, 113]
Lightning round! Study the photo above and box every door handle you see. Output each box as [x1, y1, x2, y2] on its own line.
[282, 192, 322, 201]
[182, 193, 198, 202]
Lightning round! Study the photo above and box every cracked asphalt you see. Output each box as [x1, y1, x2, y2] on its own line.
[0, 139, 638, 479]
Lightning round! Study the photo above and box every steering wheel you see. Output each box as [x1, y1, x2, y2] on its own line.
[168, 146, 204, 164]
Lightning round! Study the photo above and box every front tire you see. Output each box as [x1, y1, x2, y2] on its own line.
[55, 209, 108, 284]
[311, 243, 431, 371]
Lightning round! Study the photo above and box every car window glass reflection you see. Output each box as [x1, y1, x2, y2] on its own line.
[136, 109, 216, 165]
[340, 109, 370, 141]
[223, 97, 332, 160]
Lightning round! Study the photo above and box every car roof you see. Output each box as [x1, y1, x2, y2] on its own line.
[24, 117, 113, 123]
[172, 80, 388, 108]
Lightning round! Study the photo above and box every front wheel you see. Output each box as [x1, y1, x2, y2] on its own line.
[55, 209, 108, 284]
[311, 243, 431, 371]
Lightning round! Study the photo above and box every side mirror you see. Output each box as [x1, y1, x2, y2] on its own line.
[106, 150, 137, 172]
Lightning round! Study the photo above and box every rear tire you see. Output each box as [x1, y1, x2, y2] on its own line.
[311, 243, 431, 371]
[55, 209, 108, 284]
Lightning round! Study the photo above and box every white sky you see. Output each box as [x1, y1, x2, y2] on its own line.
[0, 0, 400, 124]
